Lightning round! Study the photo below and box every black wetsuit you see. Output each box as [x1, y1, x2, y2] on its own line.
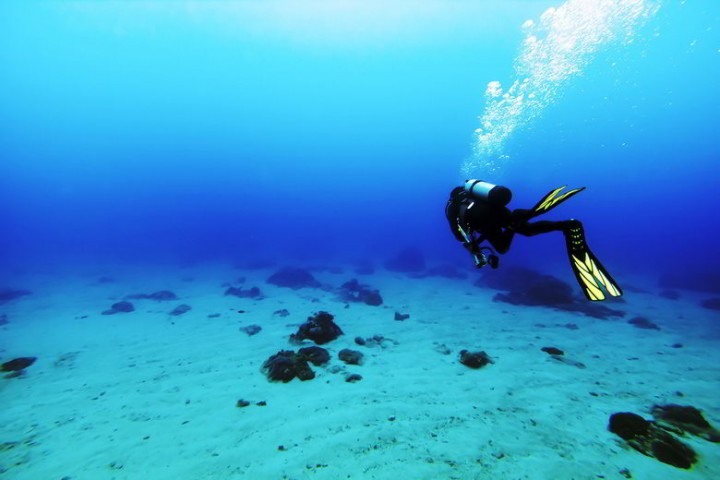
[445, 186, 573, 255]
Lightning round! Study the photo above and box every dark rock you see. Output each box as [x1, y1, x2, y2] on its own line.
[102, 301, 135, 315]
[339, 279, 383, 306]
[609, 412, 651, 441]
[564, 323, 579, 330]
[338, 349, 364, 365]
[358, 289, 383, 306]
[149, 290, 177, 301]
[169, 304, 191, 316]
[261, 350, 315, 382]
[628, 316, 660, 330]
[608, 412, 698, 469]
[394, 312, 410, 321]
[240, 324, 262, 336]
[541, 347, 564, 356]
[383, 248, 426, 273]
[355, 335, 396, 348]
[492, 272, 575, 305]
[479, 267, 625, 319]
[127, 291, 177, 301]
[659, 290, 680, 300]
[459, 350, 493, 369]
[345, 373, 363, 383]
[236, 399, 251, 408]
[224, 286, 263, 299]
[671, 343, 683, 349]
[0, 289, 31, 304]
[207, 313, 221, 318]
[651, 404, 720, 442]
[273, 309, 290, 317]
[257, 401, 267, 406]
[298, 346, 330, 366]
[267, 267, 320, 289]
[700, 298, 720, 311]
[289, 311, 343, 345]
[1, 357, 37, 372]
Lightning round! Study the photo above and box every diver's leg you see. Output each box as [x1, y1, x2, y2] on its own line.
[513, 220, 572, 237]
[487, 229, 514, 253]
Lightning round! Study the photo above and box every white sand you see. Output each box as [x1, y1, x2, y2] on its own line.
[1, 264, 719, 480]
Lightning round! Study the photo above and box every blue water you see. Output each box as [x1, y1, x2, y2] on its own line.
[1, 0, 718, 286]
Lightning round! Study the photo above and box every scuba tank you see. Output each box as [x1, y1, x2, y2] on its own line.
[464, 179, 512, 206]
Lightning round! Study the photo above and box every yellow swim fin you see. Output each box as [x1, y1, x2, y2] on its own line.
[531, 186, 586, 217]
[564, 221, 623, 301]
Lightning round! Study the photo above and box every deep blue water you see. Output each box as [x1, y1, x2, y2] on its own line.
[1, 0, 718, 290]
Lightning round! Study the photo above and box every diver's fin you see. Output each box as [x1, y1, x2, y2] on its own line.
[530, 186, 586, 218]
[564, 221, 623, 301]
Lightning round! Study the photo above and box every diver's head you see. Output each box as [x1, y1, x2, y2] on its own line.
[464, 179, 512, 206]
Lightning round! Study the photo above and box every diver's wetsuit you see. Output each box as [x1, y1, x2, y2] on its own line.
[445, 186, 573, 254]
[446, 182, 623, 301]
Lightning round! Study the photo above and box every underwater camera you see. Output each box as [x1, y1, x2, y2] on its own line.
[475, 247, 499, 269]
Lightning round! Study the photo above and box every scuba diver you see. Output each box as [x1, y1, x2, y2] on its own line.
[446, 180, 622, 301]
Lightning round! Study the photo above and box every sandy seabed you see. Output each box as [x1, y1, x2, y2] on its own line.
[2, 263, 719, 480]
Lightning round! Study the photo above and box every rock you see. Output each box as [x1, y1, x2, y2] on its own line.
[608, 412, 698, 469]
[345, 373, 363, 383]
[240, 324, 262, 336]
[358, 289, 383, 306]
[541, 347, 564, 356]
[127, 291, 177, 301]
[354, 335, 397, 348]
[459, 350, 493, 369]
[169, 304, 191, 316]
[338, 279, 383, 306]
[298, 346, 330, 366]
[289, 311, 343, 345]
[700, 298, 720, 311]
[628, 316, 660, 330]
[102, 301, 135, 315]
[479, 267, 625, 319]
[0, 289, 31, 305]
[236, 399, 251, 408]
[261, 350, 315, 382]
[394, 312, 410, 321]
[273, 309, 290, 317]
[224, 286, 263, 299]
[383, 248, 426, 273]
[1, 357, 36, 372]
[338, 349, 363, 365]
[651, 404, 720, 442]
[267, 267, 320, 289]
